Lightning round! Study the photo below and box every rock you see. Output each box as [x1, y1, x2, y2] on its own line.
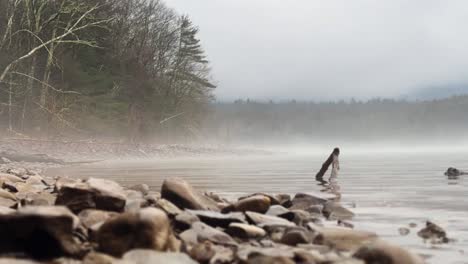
[280, 228, 312, 246]
[155, 198, 183, 216]
[97, 207, 179, 257]
[308, 223, 377, 251]
[288, 209, 319, 226]
[0, 206, 84, 259]
[19, 192, 56, 206]
[398, 227, 410, 236]
[161, 178, 219, 211]
[323, 201, 354, 220]
[275, 194, 292, 208]
[0, 206, 15, 214]
[232, 195, 271, 214]
[444, 167, 466, 177]
[210, 245, 234, 264]
[0, 173, 24, 184]
[290, 193, 327, 211]
[56, 178, 126, 213]
[187, 209, 246, 228]
[174, 211, 200, 231]
[0, 188, 16, 201]
[245, 211, 295, 228]
[188, 241, 216, 264]
[266, 205, 291, 217]
[128, 184, 150, 195]
[180, 222, 237, 246]
[417, 221, 449, 243]
[0, 259, 40, 264]
[409, 223, 417, 228]
[123, 249, 198, 264]
[226, 223, 266, 238]
[2, 181, 18, 192]
[0, 197, 16, 207]
[78, 209, 118, 228]
[353, 240, 424, 264]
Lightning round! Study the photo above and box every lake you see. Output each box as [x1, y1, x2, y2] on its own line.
[47, 149, 468, 264]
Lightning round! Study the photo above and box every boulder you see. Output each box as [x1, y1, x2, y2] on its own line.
[245, 211, 295, 228]
[353, 240, 424, 264]
[174, 211, 200, 231]
[97, 208, 179, 257]
[323, 201, 354, 220]
[55, 178, 126, 213]
[227, 223, 266, 239]
[161, 178, 219, 211]
[0, 206, 83, 259]
[417, 221, 449, 243]
[123, 250, 198, 264]
[187, 209, 246, 228]
[180, 222, 237, 246]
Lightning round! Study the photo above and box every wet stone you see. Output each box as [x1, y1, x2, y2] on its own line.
[246, 211, 295, 228]
[188, 241, 216, 264]
[180, 222, 237, 246]
[161, 178, 219, 211]
[323, 201, 354, 220]
[232, 195, 271, 214]
[174, 211, 200, 231]
[290, 193, 327, 211]
[280, 228, 312, 246]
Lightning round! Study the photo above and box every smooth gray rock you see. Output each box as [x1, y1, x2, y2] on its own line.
[161, 178, 219, 211]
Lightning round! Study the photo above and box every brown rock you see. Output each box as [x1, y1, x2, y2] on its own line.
[280, 228, 312, 246]
[161, 178, 219, 211]
[56, 178, 126, 213]
[97, 208, 179, 257]
[0, 206, 84, 259]
[353, 240, 424, 264]
[233, 195, 271, 214]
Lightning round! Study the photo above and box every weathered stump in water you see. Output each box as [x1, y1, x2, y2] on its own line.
[315, 147, 340, 182]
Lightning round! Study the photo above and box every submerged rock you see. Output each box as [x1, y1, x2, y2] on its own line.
[55, 178, 126, 213]
[417, 221, 449, 243]
[0, 206, 84, 259]
[323, 201, 354, 220]
[161, 178, 219, 211]
[97, 208, 180, 257]
[353, 240, 424, 264]
[290, 193, 327, 211]
[308, 223, 377, 251]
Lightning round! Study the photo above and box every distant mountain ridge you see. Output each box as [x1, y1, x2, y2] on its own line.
[402, 84, 468, 101]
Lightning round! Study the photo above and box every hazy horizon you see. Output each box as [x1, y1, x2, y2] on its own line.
[166, 0, 468, 101]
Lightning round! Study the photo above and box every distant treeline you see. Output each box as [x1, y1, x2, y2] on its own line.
[0, 0, 214, 142]
[202, 97, 468, 144]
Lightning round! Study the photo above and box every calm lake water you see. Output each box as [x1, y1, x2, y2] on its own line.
[47, 150, 468, 264]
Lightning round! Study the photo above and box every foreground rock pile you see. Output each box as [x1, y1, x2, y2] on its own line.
[0, 171, 429, 263]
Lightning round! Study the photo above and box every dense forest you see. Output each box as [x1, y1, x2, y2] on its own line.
[0, 0, 215, 142]
[203, 96, 468, 145]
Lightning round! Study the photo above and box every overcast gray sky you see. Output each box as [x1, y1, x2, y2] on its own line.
[165, 0, 468, 101]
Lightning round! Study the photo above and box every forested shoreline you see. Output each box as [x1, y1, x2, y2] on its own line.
[203, 96, 468, 144]
[0, 0, 215, 142]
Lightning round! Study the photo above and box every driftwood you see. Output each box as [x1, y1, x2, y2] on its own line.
[0, 151, 65, 164]
[316, 147, 340, 182]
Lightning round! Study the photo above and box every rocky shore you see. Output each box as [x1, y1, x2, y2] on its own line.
[0, 163, 449, 264]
